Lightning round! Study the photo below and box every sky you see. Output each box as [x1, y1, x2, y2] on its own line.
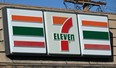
[1, 0, 116, 13]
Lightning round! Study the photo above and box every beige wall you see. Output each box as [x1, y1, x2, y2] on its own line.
[0, 3, 116, 68]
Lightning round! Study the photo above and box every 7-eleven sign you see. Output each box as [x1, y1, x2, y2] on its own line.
[44, 12, 80, 55]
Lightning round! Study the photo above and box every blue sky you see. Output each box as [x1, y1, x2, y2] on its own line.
[1, 0, 116, 13]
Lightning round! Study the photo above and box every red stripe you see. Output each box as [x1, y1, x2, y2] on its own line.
[84, 44, 110, 50]
[14, 41, 45, 47]
[61, 18, 72, 33]
[60, 18, 72, 51]
[61, 41, 69, 51]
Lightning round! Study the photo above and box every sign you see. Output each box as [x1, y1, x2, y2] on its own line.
[77, 14, 111, 56]
[44, 12, 80, 55]
[2, 7, 112, 56]
[3, 8, 47, 54]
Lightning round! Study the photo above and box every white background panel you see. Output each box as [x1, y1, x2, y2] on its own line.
[12, 22, 44, 28]
[83, 40, 110, 45]
[6, 8, 46, 54]
[13, 36, 45, 42]
[82, 26, 109, 32]
[77, 14, 111, 56]
[83, 50, 111, 56]
[44, 12, 80, 55]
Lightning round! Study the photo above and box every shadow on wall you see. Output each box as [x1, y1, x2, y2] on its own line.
[7, 54, 113, 62]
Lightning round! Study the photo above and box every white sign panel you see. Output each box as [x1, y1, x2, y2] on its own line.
[3, 8, 47, 54]
[3, 7, 112, 57]
[77, 14, 111, 56]
[44, 12, 80, 55]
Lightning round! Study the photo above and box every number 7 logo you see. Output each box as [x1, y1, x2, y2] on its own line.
[53, 16, 73, 51]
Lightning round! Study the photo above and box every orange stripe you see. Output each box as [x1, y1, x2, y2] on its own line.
[12, 15, 43, 23]
[82, 20, 107, 27]
[53, 16, 68, 24]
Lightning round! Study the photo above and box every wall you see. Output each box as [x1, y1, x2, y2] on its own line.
[0, 3, 116, 68]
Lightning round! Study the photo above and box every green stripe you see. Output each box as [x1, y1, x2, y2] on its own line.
[83, 31, 109, 40]
[13, 26, 44, 36]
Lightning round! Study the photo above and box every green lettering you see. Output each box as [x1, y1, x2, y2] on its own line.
[60, 34, 63, 40]
[68, 34, 71, 41]
[54, 33, 57, 40]
[57, 33, 60, 40]
[64, 34, 68, 40]
[71, 34, 75, 41]
[53, 33, 75, 41]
